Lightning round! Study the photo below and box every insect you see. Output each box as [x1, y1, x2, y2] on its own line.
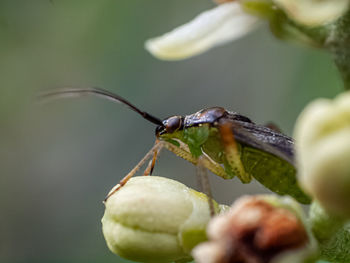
[40, 87, 310, 204]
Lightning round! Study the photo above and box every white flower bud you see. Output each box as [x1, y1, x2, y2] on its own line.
[102, 176, 221, 263]
[294, 91, 350, 217]
[273, 0, 350, 27]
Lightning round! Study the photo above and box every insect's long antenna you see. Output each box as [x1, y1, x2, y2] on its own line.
[38, 87, 163, 126]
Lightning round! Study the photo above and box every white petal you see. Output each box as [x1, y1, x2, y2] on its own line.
[145, 2, 259, 60]
[274, 0, 350, 27]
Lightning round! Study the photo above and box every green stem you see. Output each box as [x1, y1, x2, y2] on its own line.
[325, 10, 350, 90]
[309, 202, 345, 242]
[309, 202, 350, 263]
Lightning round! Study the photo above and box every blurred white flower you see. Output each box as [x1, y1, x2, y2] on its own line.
[273, 0, 350, 27]
[145, 1, 259, 60]
[145, 0, 350, 61]
[294, 91, 350, 217]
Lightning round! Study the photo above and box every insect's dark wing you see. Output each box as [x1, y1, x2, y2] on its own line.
[219, 117, 311, 204]
[225, 118, 295, 166]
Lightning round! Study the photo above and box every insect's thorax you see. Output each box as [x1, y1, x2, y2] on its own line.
[159, 124, 229, 163]
[157, 107, 249, 159]
[157, 107, 227, 158]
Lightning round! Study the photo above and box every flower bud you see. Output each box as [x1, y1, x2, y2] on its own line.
[272, 0, 350, 27]
[102, 176, 222, 263]
[192, 195, 311, 263]
[294, 91, 350, 217]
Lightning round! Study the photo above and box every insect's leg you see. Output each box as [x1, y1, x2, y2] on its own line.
[162, 141, 217, 216]
[143, 140, 163, 176]
[218, 119, 251, 183]
[104, 141, 162, 202]
[197, 155, 216, 217]
[163, 141, 230, 179]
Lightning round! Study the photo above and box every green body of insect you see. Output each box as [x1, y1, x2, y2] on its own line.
[156, 107, 310, 204]
[40, 88, 310, 204]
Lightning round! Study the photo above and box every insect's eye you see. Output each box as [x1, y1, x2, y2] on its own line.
[165, 116, 182, 133]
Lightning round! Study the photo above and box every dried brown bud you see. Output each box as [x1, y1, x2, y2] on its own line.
[193, 195, 309, 263]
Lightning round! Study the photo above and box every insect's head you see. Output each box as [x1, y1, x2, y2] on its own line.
[156, 115, 184, 137]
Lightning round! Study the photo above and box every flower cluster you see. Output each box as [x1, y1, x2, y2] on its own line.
[102, 177, 313, 263]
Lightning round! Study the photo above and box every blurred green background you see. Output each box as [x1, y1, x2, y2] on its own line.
[0, 0, 343, 262]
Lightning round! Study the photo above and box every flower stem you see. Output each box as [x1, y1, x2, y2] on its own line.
[325, 10, 350, 90]
[309, 202, 350, 262]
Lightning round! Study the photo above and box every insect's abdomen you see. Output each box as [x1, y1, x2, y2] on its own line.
[241, 146, 311, 204]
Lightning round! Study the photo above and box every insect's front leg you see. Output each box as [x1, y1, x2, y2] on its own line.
[104, 141, 163, 202]
[217, 119, 251, 183]
[143, 139, 162, 176]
